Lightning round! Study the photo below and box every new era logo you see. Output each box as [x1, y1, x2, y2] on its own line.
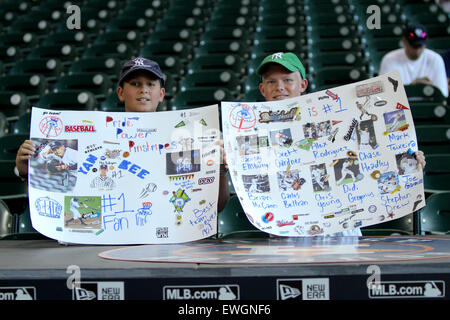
[277, 278, 329, 300]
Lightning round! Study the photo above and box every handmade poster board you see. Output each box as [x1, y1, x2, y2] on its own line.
[221, 71, 425, 237]
[28, 105, 220, 244]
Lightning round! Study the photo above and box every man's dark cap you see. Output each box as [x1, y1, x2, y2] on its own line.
[404, 23, 428, 47]
[49, 140, 63, 150]
[118, 57, 165, 87]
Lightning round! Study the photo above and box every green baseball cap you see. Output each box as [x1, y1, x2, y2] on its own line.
[256, 52, 306, 79]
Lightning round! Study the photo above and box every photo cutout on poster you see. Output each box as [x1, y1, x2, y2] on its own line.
[309, 163, 330, 192]
[315, 120, 332, 138]
[377, 171, 400, 194]
[384, 109, 407, 133]
[166, 149, 201, 175]
[242, 174, 271, 193]
[236, 134, 259, 156]
[270, 128, 293, 148]
[303, 121, 332, 140]
[90, 164, 116, 191]
[29, 138, 78, 193]
[277, 168, 306, 191]
[356, 120, 377, 150]
[64, 195, 102, 229]
[334, 158, 362, 186]
[396, 151, 419, 175]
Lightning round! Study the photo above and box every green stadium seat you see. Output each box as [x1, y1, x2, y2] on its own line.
[53, 73, 114, 100]
[0, 133, 29, 200]
[0, 112, 7, 137]
[148, 55, 185, 79]
[140, 41, 192, 64]
[361, 214, 414, 236]
[147, 29, 197, 47]
[201, 26, 252, 46]
[251, 39, 306, 60]
[212, 3, 258, 18]
[163, 73, 178, 101]
[405, 84, 449, 124]
[418, 192, 450, 235]
[170, 88, 233, 110]
[0, 133, 29, 160]
[403, 2, 446, 17]
[68, 57, 122, 82]
[305, 12, 354, 26]
[82, 43, 135, 60]
[179, 70, 242, 96]
[26, 44, 78, 65]
[425, 24, 450, 38]
[0, 45, 23, 65]
[309, 66, 369, 91]
[407, 12, 448, 27]
[359, 24, 404, 40]
[244, 72, 260, 94]
[208, 14, 256, 31]
[255, 25, 306, 42]
[99, 92, 124, 112]
[195, 39, 248, 58]
[8, 16, 52, 37]
[308, 38, 362, 55]
[256, 14, 305, 29]
[106, 16, 155, 33]
[0, 74, 48, 102]
[40, 31, 90, 50]
[36, 91, 97, 111]
[423, 154, 450, 193]
[416, 124, 450, 154]
[427, 37, 450, 54]
[0, 32, 38, 50]
[11, 111, 31, 135]
[243, 88, 265, 102]
[94, 30, 142, 48]
[15, 206, 46, 239]
[155, 16, 205, 33]
[9, 59, 63, 82]
[0, 159, 28, 200]
[0, 92, 29, 119]
[308, 51, 367, 73]
[217, 195, 268, 239]
[307, 25, 358, 42]
[187, 54, 245, 76]
[0, 198, 14, 238]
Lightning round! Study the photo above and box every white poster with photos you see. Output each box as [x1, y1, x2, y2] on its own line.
[28, 105, 221, 244]
[221, 71, 425, 237]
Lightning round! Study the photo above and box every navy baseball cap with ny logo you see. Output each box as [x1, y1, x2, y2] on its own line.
[118, 57, 165, 87]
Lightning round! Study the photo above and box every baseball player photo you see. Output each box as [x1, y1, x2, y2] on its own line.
[29, 139, 78, 193]
[356, 120, 377, 151]
[384, 109, 407, 133]
[64, 196, 102, 229]
[90, 164, 116, 190]
[396, 152, 419, 175]
[334, 158, 362, 186]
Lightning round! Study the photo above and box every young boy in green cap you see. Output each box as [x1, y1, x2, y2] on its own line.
[255, 52, 426, 236]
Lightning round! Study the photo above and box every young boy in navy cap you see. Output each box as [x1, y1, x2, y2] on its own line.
[16, 57, 230, 211]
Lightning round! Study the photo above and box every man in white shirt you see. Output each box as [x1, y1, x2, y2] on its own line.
[379, 23, 448, 97]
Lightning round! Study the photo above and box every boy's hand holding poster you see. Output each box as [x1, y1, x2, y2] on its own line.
[221, 71, 425, 237]
[29, 105, 220, 244]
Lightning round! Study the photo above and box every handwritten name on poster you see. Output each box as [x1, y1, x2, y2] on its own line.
[221, 71, 425, 237]
[29, 105, 220, 244]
